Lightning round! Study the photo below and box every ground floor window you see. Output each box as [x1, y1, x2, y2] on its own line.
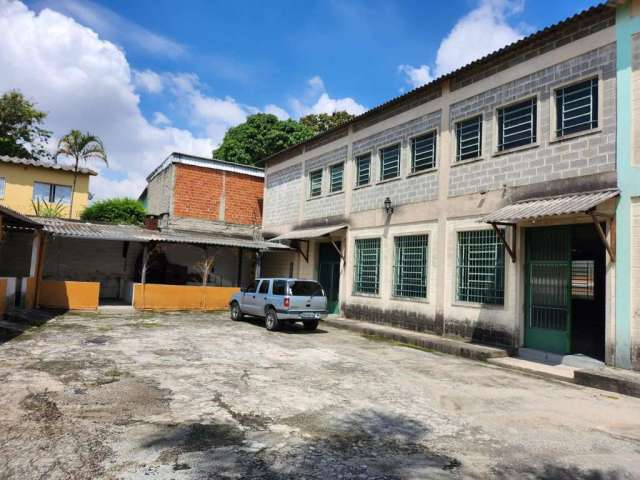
[393, 234, 428, 299]
[456, 229, 504, 305]
[353, 238, 380, 295]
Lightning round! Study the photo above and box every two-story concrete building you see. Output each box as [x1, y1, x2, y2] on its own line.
[261, 4, 625, 367]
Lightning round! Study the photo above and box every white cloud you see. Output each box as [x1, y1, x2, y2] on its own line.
[0, 0, 213, 200]
[397, 64, 433, 89]
[152, 112, 171, 126]
[264, 104, 290, 120]
[133, 69, 164, 94]
[290, 76, 367, 117]
[434, 0, 526, 77]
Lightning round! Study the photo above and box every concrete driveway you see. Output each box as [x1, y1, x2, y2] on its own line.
[1, 311, 639, 480]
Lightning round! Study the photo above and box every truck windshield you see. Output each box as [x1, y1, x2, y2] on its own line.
[288, 281, 324, 296]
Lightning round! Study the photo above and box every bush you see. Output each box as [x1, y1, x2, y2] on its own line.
[80, 198, 146, 225]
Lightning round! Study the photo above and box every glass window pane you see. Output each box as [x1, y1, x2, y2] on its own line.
[33, 182, 52, 202]
[244, 281, 258, 293]
[356, 153, 371, 187]
[309, 169, 322, 197]
[393, 235, 428, 298]
[272, 280, 286, 295]
[556, 78, 598, 137]
[288, 281, 324, 296]
[0, 177, 5, 198]
[456, 230, 505, 305]
[258, 280, 270, 294]
[411, 132, 436, 172]
[53, 185, 72, 204]
[353, 238, 380, 295]
[456, 116, 482, 162]
[330, 163, 344, 193]
[380, 144, 400, 181]
[498, 98, 536, 151]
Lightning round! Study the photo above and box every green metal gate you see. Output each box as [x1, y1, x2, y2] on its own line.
[318, 242, 341, 314]
[524, 226, 572, 354]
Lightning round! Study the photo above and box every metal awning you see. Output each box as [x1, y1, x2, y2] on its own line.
[480, 189, 619, 224]
[270, 224, 347, 242]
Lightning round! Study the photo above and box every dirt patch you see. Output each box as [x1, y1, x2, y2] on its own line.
[21, 391, 63, 423]
[213, 392, 272, 430]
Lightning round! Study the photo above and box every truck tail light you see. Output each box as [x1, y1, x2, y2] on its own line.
[283, 297, 290, 308]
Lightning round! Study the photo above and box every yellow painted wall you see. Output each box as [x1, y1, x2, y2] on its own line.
[133, 283, 239, 311]
[38, 280, 100, 310]
[0, 279, 6, 316]
[0, 162, 91, 219]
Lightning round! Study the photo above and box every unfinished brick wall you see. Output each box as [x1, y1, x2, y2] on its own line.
[172, 164, 263, 226]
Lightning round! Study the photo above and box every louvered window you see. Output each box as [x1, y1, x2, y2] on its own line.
[329, 163, 344, 193]
[393, 235, 428, 299]
[380, 144, 400, 181]
[354, 238, 380, 295]
[456, 116, 482, 162]
[355, 153, 371, 187]
[456, 230, 505, 305]
[556, 78, 598, 137]
[309, 169, 322, 197]
[411, 132, 436, 173]
[498, 98, 537, 151]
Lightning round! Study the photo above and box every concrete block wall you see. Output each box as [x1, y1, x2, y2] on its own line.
[146, 166, 174, 215]
[301, 146, 349, 220]
[448, 43, 616, 197]
[263, 163, 303, 227]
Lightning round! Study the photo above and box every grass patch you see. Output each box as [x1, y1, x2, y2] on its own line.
[362, 333, 441, 355]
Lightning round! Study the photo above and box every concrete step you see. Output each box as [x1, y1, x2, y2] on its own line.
[323, 317, 508, 361]
[488, 356, 577, 382]
[574, 367, 640, 398]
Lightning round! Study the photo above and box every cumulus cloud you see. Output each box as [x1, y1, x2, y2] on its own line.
[133, 69, 164, 94]
[0, 0, 213, 200]
[152, 112, 171, 126]
[398, 64, 433, 89]
[264, 104, 289, 120]
[290, 76, 367, 118]
[434, 0, 526, 77]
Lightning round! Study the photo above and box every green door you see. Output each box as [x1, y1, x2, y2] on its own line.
[525, 226, 572, 354]
[318, 242, 341, 314]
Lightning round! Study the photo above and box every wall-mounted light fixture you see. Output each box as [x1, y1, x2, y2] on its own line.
[384, 197, 394, 215]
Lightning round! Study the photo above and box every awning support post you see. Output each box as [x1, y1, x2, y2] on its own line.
[293, 240, 309, 263]
[590, 214, 615, 262]
[329, 239, 344, 262]
[490, 223, 516, 263]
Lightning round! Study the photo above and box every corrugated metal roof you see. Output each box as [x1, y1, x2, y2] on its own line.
[35, 217, 288, 250]
[480, 189, 619, 224]
[270, 224, 347, 241]
[0, 155, 97, 175]
[0, 204, 42, 227]
[146, 152, 264, 182]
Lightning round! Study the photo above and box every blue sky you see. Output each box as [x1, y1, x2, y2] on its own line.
[0, 0, 600, 198]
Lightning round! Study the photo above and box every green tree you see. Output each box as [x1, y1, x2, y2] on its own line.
[300, 111, 355, 134]
[55, 130, 108, 218]
[0, 90, 51, 159]
[213, 113, 316, 165]
[80, 198, 146, 225]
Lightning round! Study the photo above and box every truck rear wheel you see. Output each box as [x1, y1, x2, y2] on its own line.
[265, 308, 281, 331]
[303, 320, 319, 331]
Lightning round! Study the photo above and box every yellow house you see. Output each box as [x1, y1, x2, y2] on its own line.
[0, 155, 96, 219]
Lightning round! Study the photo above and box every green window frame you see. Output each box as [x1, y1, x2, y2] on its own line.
[456, 230, 504, 305]
[555, 78, 598, 137]
[353, 238, 380, 295]
[411, 132, 436, 173]
[329, 162, 344, 193]
[379, 143, 400, 181]
[309, 169, 322, 198]
[393, 234, 428, 299]
[497, 98, 537, 151]
[455, 115, 482, 162]
[355, 153, 371, 187]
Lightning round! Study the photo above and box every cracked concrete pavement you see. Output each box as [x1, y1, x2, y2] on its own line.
[0, 310, 639, 479]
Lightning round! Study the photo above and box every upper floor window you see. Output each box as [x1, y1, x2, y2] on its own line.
[355, 153, 371, 187]
[497, 98, 537, 151]
[393, 234, 428, 299]
[455, 115, 482, 162]
[353, 238, 380, 295]
[0, 177, 5, 199]
[329, 162, 344, 193]
[33, 182, 72, 204]
[555, 78, 598, 137]
[411, 131, 437, 173]
[380, 143, 400, 181]
[456, 229, 505, 305]
[309, 169, 322, 198]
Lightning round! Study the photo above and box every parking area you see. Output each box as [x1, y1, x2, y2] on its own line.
[1, 311, 639, 479]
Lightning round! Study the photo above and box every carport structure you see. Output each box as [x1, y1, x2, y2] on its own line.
[26, 217, 289, 311]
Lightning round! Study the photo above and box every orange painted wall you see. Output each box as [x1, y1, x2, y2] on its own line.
[25, 277, 37, 310]
[133, 283, 239, 311]
[38, 280, 100, 310]
[0, 279, 6, 316]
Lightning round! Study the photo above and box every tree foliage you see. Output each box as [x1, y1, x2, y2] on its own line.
[299, 111, 355, 134]
[0, 90, 51, 159]
[214, 111, 356, 165]
[80, 198, 146, 225]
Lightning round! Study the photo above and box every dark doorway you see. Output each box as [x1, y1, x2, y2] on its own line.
[318, 242, 341, 314]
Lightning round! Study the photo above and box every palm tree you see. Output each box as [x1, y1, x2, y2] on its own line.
[55, 130, 108, 218]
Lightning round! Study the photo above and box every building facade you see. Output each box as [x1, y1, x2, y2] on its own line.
[261, 4, 631, 367]
[0, 155, 94, 219]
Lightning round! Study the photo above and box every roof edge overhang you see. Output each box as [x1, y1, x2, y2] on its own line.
[269, 224, 347, 242]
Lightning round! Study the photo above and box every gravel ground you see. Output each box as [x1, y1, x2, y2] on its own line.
[0, 310, 639, 480]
